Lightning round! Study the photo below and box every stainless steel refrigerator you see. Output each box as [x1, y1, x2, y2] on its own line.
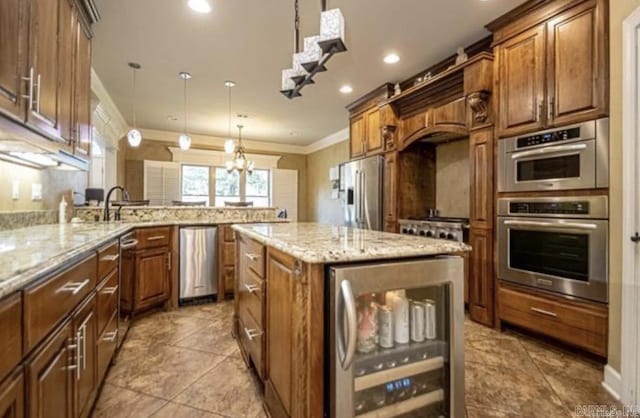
[342, 155, 383, 230]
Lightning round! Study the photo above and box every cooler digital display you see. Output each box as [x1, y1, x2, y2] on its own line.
[386, 378, 412, 393]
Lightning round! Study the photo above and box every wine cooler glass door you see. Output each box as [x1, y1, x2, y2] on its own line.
[330, 256, 464, 418]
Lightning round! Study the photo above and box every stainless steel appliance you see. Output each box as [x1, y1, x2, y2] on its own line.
[497, 196, 608, 302]
[498, 118, 609, 192]
[179, 227, 218, 301]
[343, 156, 383, 230]
[398, 218, 469, 243]
[330, 257, 465, 417]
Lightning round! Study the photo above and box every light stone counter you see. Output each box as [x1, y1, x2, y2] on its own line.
[232, 222, 471, 264]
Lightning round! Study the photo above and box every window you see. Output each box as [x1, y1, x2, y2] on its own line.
[246, 169, 271, 207]
[214, 167, 240, 207]
[181, 165, 210, 205]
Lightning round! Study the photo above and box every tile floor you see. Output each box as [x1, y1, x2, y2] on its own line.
[93, 302, 619, 418]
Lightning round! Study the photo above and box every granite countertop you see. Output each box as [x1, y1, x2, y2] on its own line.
[232, 222, 471, 264]
[0, 218, 288, 298]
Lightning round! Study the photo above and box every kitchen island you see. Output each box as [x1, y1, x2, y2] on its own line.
[231, 222, 470, 418]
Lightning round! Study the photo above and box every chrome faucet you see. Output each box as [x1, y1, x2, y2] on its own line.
[104, 186, 130, 221]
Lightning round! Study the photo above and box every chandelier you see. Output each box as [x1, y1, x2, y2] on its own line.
[280, 0, 347, 99]
[225, 125, 254, 174]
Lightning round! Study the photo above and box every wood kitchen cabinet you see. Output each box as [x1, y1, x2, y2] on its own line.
[72, 294, 97, 418]
[0, 369, 24, 418]
[73, 18, 92, 156]
[218, 225, 237, 298]
[26, 320, 75, 418]
[0, 0, 28, 120]
[492, 0, 608, 137]
[349, 108, 384, 159]
[383, 151, 398, 231]
[349, 113, 366, 159]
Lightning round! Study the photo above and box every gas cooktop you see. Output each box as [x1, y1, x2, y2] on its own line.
[407, 216, 470, 224]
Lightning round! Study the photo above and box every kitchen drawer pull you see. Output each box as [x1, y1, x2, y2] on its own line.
[146, 235, 166, 241]
[530, 307, 558, 318]
[244, 327, 263, 341]
[101, 285, 119, 295]
[101, 254, 120, 262]
[102, 331, 118, 342]
[245, 253, 259, 261]
[59, 279, 90, 295]
[244, 284, 260, 294]
[120, 239, 138, 249]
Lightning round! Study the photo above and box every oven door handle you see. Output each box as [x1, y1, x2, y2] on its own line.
[504, 220, 598, 230]
[510, 143, 588, 160]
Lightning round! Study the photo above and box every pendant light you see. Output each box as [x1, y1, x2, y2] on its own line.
[127, 62, 143, 147]
[224, 81, 236, 154]
[178, 72, 192, 150]
[225, 125, 254, 175]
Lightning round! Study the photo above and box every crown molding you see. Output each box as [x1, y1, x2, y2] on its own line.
[91, 68, 129, 148]
[305, 127, 349, 154]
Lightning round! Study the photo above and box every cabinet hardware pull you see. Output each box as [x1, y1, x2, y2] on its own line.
[101, 286, 119, 295]
[34, 73, 41, 113]
[530, 307, 557, 318]
[120, 239, 138, 249]
[245, 253, 259, 261]
[147, 235, 166, 241]
[65, 365, 78, 371]
[59, 279, 90, 295]
[22, 68, 34, 109]
[244, 284, 259, 294]
[244, 327, 263, 341]
[101, 254, 119, 262]
[549, 98, 555, 120]
[103, 331, 118, 342]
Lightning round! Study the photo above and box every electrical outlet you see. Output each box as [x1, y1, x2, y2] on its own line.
[31, 183, 42, 201]
[11, 181, 19, 200]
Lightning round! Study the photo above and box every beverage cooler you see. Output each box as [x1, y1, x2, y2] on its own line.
[329, 257, 464, 418]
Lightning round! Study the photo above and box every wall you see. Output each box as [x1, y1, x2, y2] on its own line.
[435, 140, 470, 218]
[608, 0, 639, 373]
[118, 138, 309, 220]
[306, 140, 349, 224]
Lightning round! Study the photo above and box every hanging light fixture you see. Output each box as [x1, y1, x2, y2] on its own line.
[225, 125, 254, 175]
[178, 72, 192, 150]
[280, 0, 347, 99]
[223, 81, 236, 154]
[127, 63, 143, 147]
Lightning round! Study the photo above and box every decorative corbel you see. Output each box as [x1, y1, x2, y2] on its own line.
[467, 91, 491, 125]
[381, 125, 397, 151]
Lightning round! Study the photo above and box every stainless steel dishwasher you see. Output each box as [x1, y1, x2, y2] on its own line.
[180, 226, 218, 302]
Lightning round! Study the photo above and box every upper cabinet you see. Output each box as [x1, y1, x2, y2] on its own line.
[0, 0, 94, 156]
[349, 113, 365, 159]
[346, 83, 395, 160]
[491, 0, 608, 138]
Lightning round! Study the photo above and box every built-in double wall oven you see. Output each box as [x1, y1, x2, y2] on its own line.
[497, 196, 608, 303]
[498, 118, 609, 193]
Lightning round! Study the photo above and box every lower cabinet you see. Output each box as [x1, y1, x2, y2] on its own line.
[26, 320, 75, 418]
[72, 295, 97, 418]
[0, 369, 24, 418]
[218, 225, 237, 298]
[121, 246, 170, 315]
[96, 313, 118, 383]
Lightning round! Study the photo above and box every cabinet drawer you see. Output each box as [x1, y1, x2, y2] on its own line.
[135, 227, 171, 249]
[97, 240, 119, 280]
[97, 312, 118, 383]
[96, 269, 119, 337]
[0, 293, 22, 384]
[238, 311, 264, 379]
[498, 285, 607, 356]
[239, 236, 265, 278]
[24, 254, 97, 352]
[238, 268, 263, 328]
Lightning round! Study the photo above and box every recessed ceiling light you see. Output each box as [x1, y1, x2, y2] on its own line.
[339, 85, 353, 94]
[384, 53, 400, 64]
[188, 0, 211, 14]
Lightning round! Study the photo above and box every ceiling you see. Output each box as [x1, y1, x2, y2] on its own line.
[92, 0, 524, 146]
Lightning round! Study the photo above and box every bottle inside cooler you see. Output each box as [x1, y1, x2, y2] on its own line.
[352, 283, 451, 417]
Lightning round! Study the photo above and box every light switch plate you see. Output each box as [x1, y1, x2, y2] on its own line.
[31, 183, 42, 201]
[11, 181, 19, 200]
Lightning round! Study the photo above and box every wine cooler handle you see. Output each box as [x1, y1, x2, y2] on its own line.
[339, 279, 357, 371]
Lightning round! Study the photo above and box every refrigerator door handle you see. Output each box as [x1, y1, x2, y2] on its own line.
[354, 170, 360, 224]
[337, 279, 357, 371]
[361, 171, 371, 230]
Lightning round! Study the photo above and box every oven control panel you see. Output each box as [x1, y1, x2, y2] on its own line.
[509, 201, 590, 215]
[516, 126, 581, 149]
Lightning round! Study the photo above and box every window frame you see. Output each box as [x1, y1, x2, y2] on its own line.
[180, 164, 211, 205]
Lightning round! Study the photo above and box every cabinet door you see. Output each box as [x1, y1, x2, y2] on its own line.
[383, 152, 397, 223]
[57, 0, 75, 144]
[546, 0, 607, 126]
[468, 228, 494, 327]
[365, 109, 383, 156]
[497, 24, 546, 137]
[73, 20, 92, 157]
[26, 320, 74, 418]
[349, 114, 365, 159]
[134, 248, 170, 311]
[469, 129, 493, 229]
[0, 0, 28, 120]
[0, 369, 24, 418]
[72, 295, 97, 418]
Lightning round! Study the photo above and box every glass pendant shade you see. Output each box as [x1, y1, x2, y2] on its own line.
[127, 128, 142, 147]
[178, 134, 191, 150]
[319, 8, 346, 54]
[247, 161, 255, 174]
[225, 160, 234, 172]
[236, 156, 246, 169]
[224, 139, 235, 154]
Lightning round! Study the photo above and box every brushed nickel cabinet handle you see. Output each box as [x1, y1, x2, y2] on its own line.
[549, 97, 555, 120]
[146, 235, 166, 241]
[34, 73, 41, 113]
[22, 67, 34, 108]
[101, 285, 119, 295]
[101, 254, 120, 262]
[244, 327, 263, 341]
[120, 239, 138, 249]
[244, 284, 259, 294]
[59, 279, 90, 295]
[245, 252, 259, 261]
[103, 331, 118, 342]
[530, 307, 558, 318]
